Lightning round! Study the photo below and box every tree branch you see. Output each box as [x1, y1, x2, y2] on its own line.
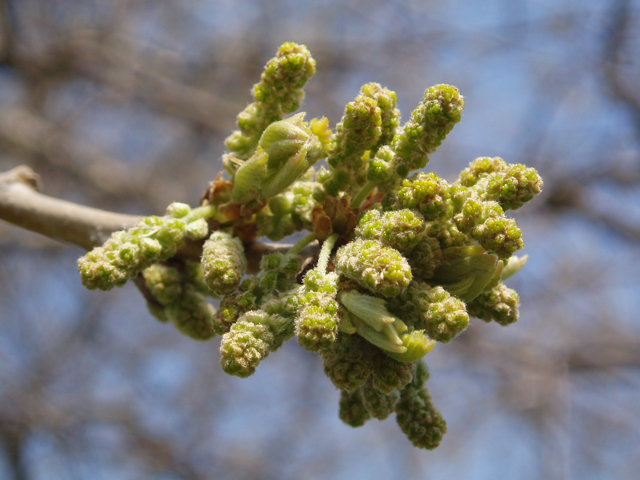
[0, 165, 140, 250]
[0, 166, 319, 270]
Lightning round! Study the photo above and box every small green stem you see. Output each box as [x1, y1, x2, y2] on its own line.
[184, 205, 217, 223]
[317, 233, 339, 273]
[350, 181, 377, 209]
[287, 232, 318, 256]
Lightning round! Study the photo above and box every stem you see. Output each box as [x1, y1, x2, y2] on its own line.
[0, 166, 321, 270]
[0, 166, 140, 250]
[287, 232, 317, 256]
[350, 181, 377, 209]
[184, 204, 217, 224]
[317, 233, 339, 273]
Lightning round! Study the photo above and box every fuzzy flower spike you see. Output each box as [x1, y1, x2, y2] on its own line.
[75, 42, 543, 452]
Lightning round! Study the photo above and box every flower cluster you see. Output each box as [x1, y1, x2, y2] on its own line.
[143, 262, 216, 340]
[202, 231, 246, 295]
[77, 43, 542, 450]
[78, 203, 213, 291]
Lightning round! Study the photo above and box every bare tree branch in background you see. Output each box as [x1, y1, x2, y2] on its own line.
[0, 1, 639, 479]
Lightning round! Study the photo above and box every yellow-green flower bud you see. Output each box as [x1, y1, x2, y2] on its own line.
[322, 334, 374, 391]
[360, 82, 400, 153]
[408, 237, 443, 280]
[219, 316, 273, 378]
[361, 381, 400, 420]
[356, 208, 426, 253]
[392, 84, 464, 177]
[396, 172, 450, 221]
[201, 231, 246, 296]
[339, 389, 371, 427]
[404, 283, 469, 343]
[142, 263, 216, 341]
[78, 212, 188, 291]
[335, 239, 412, 297]
[396, 386, 447, 450]
[467, 282, 519, 326]
[295, 270, 340, 352]
[165, 284, 216, 341]
[185, 218, 209, 240]
[166, 202, 190, 218]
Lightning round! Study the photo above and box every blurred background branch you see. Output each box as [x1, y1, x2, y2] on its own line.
[0, 1, 639, 479]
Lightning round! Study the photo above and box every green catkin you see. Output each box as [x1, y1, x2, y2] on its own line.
[293, 234, 341, 352]
[402, 283, 469, 343]
[182, 261, 212, 297]
[467, 282, 520, 326]
[225, 42, 316, 159]
[458, 157, 543, 211]
[295, 270, 341, 352]
[334, 238, 412, 297]
[484, 163, 543, 210]
[425, 219, 470, 250]
[355, 208, 426, 254]
[361, 380, 400, 420]
[143, 263, 182, 305]
[276, 253, 303, 292]
[78, 210, 186, 291]
[408, 237, 443, 279]
[339, 389, 371, 427]
[291, 180, 318, 229]
[165, 284, 216, 341]
[321, 86, 383, 196]
[322, 332, 414, 394]
[391, 84, 464, 178]
[219, 309, 297, 377]
[254, 43, 317, 117]
[368, 352, 414, 394]
[366, 145, 396, 190]
[327, 91, 382, 169]
[142, 263, 216, 341]
[78, 202, 218, 291]
[453, 198, 523, 259]
[361, 83, 401, 153]
[320, 82, 400, 199]
[396, 386, 447, 450]
[212, 279, 259, 335]
[257, 252, 302, 294]
[395, 362, 447, 450]
[201, 231, 247, 296]
[322, 333, 375, 392]
[396, 172, 451, 221]
[458, 156, 509, 187]
[219, 315, 273, 378]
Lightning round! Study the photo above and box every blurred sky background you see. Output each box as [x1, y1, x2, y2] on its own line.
[1, 0, 639, 479]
